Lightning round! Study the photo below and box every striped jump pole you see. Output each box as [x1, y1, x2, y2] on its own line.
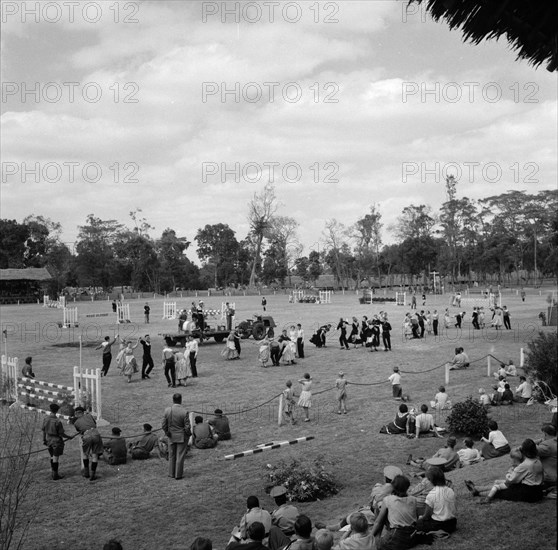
[224, 436, 315, 460]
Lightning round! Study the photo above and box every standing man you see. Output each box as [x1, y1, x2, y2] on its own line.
[139, 335, 154, 380]
[432, 310, 439, 336]
[261, 296, 267, 312]
[22, 356, 35, 378]
[197, 301, 205, 331]
[225, 302, 235, 331]
[381, 314, 392, 351]
[503, 306, 512, 330]
[71, 406, 104, 480]
[188, 335, 199, 378]
[144, 302, 150, 324]
[162, 393, 191, 480]
[418, 311, 426, 338]
[520, 288, 526, 302]
[233, 328, 242, 359]
[96, 335, 118, 377]
[472, 307, 480, 330]
[42, 403, 72, 480]
[162, 345, 176, 387]
[296, 324, 305, 359]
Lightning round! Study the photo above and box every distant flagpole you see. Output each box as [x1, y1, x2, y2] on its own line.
[2, 329, 7, 360]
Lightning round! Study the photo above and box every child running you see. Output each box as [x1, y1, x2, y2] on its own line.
[297, 373, 313, 422]
[335, 371, 348, 414]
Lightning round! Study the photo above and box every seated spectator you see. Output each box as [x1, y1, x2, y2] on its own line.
[104, 427, 127, 465]
[371, 475, 418, 550]
[535, 424, 557, 492]
[129, 423, 160, 460]
[466, 439, 544, 503]
[230, 496, 272, 541]
[191, 416, 218, 449]
[407, 436, 460, 472]
[514, 376, 533, 403]
[314, 506, 375, 534]
[370, 465, 403, 514]
[226, 522, 269, 550]
[499, 383, 514, 405]
[448, 347, 469, 370]
[481, 420, 511, 459]
[191, 538, 212, 550]
[314, 530, 334, 550]
[209, 408, 231, 440]
[410, 404, 443, 439]
[379, 404, 412, 435]
[493, 363, 507, 380]
[269, 515, 313, 550]
[22, 356, 35, 378]
[333, 512, 374, 549]
[478, 388, 491, 408]
[432, 386, 451, 410]
[457, 438, 483, 466]
[505, 360, 517, 377]
[491, 376, 507, 405]
[407, 464, 453, 516]
[270, 486, 299, 537]
[416, 468, 457, 533]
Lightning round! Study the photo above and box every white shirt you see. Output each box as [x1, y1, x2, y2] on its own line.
[488, 430, 508, 449]
[425, 486, 456, 521]
[189, 339, 199, 355]
[435, 392, 448, 408]
[388, 373, 401, 385]
[457, 448, 482, 465]
[516, 381, 532, 398]
[297, 328, 304, 339]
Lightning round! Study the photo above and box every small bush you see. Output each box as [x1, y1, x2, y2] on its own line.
[524, 331, 557, 395]
[446, 397, 489, 437]
[263, 455, 340, 502]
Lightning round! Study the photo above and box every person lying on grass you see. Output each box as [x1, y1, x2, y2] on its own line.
[465, 439, 544, 504]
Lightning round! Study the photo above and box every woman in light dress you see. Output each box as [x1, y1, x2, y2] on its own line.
[491, 307, 504, 329]
[175, 348, 191, 386]
[297, 373, 312, 422]
[258, 336, 271, 367]
[121, 339, 140, 383]
[222, 331, 239, 360]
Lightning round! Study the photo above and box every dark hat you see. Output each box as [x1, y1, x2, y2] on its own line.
[112, 427, 121, 435]
[74, 406, 85, 413]
[49, 403, 60, 413]
[143, 423, 152, 431]
[214, 408, 223, 414]
[270, 485, 287, 498]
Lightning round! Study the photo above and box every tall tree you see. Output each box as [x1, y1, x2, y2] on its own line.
[247, 183, 278, 287]
[353, 205, 383, 287]
[195, 224, 239, 287]
[322, 219, 348, 288]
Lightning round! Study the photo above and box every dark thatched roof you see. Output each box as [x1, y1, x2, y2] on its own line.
[409, 0, 558, 71]
[0, 268, 53, 281]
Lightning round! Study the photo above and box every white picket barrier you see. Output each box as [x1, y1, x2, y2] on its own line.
[117, 303, 131, 323]
[396, 292, 406, 306]
[0, 355, 19, 403]
[43, 295, 66, 308]
[61, 306, 79, 328]
[318, 290, 331, 304]
[163, 301, 177, 320]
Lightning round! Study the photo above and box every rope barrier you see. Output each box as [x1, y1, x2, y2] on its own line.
[0, 351, 521, 461]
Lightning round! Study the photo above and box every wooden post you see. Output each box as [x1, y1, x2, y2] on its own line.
[278, 394, 284, 426]
[487, 355, 491, 377]
[520, 348, 525, 367]
[445, 364, 449, 385]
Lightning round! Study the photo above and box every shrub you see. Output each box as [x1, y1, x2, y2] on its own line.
[446, 397, 489, 437]
[523, 331, 557, 395]
[263, 455, 340, 502]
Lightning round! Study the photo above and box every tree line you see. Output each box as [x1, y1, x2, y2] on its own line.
[0, 180, 556, 294]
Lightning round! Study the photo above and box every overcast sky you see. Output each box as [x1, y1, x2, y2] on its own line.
[1, 0, 556, 260]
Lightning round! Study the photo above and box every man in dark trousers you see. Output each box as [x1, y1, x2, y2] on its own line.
[144, 303, 150, 323]
[233, 329, 242, 358]
[139, 335, 154, 379]
[418, 311, 426, 338]
[162, 393, 191, 480]
[261, 297, 267, 311]
[381, 315, 392, 351]
[96, 335, 118, 377]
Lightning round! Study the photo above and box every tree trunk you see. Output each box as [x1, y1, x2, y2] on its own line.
[248, 235, 263, 287]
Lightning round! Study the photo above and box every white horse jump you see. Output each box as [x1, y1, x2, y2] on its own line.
[396, 292, 406, 306]
[43, 295, 66, 308]
[117, 303, 131, 323]
[163, 301, 177, 319]
[60, 307, 79, 328]
[318, 290, 332, 304]
[1, 355, 106, 425]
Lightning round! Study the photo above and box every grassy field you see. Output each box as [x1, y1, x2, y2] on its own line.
[1, 289, 556, 550]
